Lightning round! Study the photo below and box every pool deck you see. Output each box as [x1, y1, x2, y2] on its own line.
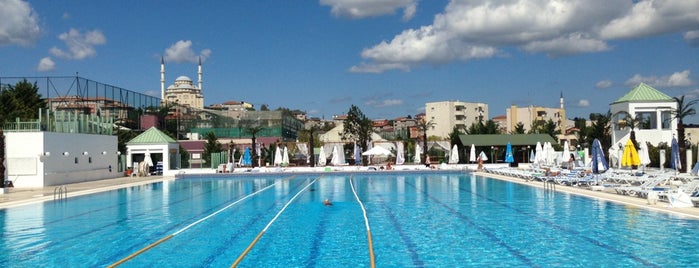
[2, 168, 699, 220]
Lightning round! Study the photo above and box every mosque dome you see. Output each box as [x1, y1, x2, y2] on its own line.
[175, 76, 192, 82]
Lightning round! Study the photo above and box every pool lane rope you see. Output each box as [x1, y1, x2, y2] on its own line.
[230, 177, 320, 268]
[349, 176, 376, 268]
[108, 176, 296, 268]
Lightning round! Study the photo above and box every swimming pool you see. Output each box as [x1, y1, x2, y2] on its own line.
[1, 171, 698, 267]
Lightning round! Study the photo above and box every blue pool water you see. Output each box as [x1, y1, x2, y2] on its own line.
[1, 171, 698, 267]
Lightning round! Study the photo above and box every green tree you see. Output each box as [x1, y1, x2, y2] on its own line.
[0, 79, 46, 123]
[672, 95, 698, 173]
[586, 111, 611, 150]
[511, 122, 526, 134]
[467, 120, 499, 135]
[203, 131, 222, 167]
[416, 117, 435, 164]
[241, 119, 265, 167]
[260, 104, 270, 111]
[341, 105, 374, 166]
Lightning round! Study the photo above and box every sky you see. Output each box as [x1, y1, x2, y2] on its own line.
[2, 0, 699, 123]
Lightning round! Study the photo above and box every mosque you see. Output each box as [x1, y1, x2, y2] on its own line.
[160, 57, 204, 109]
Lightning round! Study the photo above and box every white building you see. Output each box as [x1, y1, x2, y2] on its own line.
[425, 101, 488, 139]
[610, 83, 677, 147]
[161, 57, 204, 109]
[505, 93, 566, 134]
[5, 132, 118, 188]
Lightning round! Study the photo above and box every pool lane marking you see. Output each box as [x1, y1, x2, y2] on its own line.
[349, 176, 376, 268]
[108, 176, 296, 268]
[230, 176, 320, 268]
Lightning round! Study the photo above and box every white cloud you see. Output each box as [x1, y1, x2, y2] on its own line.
[164, 40, 211, 63]
[50, 28, 106, 60]
[625, 70, 693, 88]
[0, 0, 41, 46]
[352, 0, 699, 73]
[320, 0, 418, 20]
[595, 80, 613, 89]
[685, 30, 699, 46]
[577, 99, 590, 107]
[37, 57, 55, 71]
[365, 99, 404, 107]
[684, 89, 699, 99]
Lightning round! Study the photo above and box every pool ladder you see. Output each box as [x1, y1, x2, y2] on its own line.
[543, 180, 556, 191]
[54, 185, 68, 201]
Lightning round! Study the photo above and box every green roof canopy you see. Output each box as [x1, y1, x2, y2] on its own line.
[126, 127, 177, 145]
[457, 134, 556, 147]
[612, 82, 672, 104]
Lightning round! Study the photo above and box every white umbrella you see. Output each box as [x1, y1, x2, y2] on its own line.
[608, 146, 618, 168]
[274, 146, 283, 166]
[144, 153, 154, 167]
[353, 142, 361, 165]
[414, 144, 422, 164]
[638, 140, 651, 172]
[469, 144, 476, 163]
[318, 146, 326, 166]
[331, 145, 345, 165]
[362, 146, 393, 156]
[448, 144, 459, 164]
[282, 146, 290, 166]
[534, 142, 543, 164]
[395, 142, 405, 165]
[562, 141, 570, 167]
[478, 151, 488, 161]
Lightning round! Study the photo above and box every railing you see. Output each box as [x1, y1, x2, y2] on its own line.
[53, 185, 68, 201]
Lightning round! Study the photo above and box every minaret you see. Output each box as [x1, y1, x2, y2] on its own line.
[160, 57, 165, 100]
[198, 57, 202, 91]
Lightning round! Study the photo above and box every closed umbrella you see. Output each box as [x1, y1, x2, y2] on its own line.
[591, 138, 608, 174]
[534, 142, 543, 165]
[274, 146, 283, 166]
[671, 137, 681, 172]
[504, 142, 514, 163]
[242, 147, 252, 166]
[638, 140, 651, 172]
[449, 144, 459, 164]
[621, 139, 640, 167]
[282, 146, 289, 166]
[562, 141, 570, 167]
[353, 142, 361, 165]
[414, 144, 422, 164]
[478, 151, 488, 161]
[395, 142, 405, 165]
[318, 146, 326, 166]
[469, 144, 476, 163]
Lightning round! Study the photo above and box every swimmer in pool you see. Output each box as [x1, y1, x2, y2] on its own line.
[323, 199, 333, 206]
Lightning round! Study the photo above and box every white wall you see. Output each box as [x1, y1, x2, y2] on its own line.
[6, 132, 119, 188]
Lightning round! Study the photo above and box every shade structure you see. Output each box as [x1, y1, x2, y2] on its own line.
[448, 144, 459, 164]
[274, 146, 283, 166]
[395, 142, 405, 165]
[621, 139, 640, 167]
[242, 147, 252, 166]
[478, 151, 488, 161]
[282, 146, 290, 166]
[671, 137, 681, 171]
[353, 142, 361, 165]
[590, 138, 608, 174]
[318, 146, 326, 166]
[414, 145, 422, 164]
[469, 144, 476, 163]
[504, 142, 514, 163]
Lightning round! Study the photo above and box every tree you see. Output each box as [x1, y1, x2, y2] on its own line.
[586, 111, 611, 150]
[0, 79, 46, 123]
[467, 120, 499, 135]
[672, 95, 698, 173]
[511, 122, 526, 134]
[303, 123, 322, 167]
[341, 105, 374, 166]
[242, 119, 265, 167]
[614, 111, 643, 150]
[203, 131, 222, 167]
[260, 104, 270, 111]
[416, 117, 435, 164]
[448, 126, 462, 147]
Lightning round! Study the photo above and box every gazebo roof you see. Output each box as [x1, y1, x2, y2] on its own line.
[612, 83, 673, 104]
[127, 127, 177, 145]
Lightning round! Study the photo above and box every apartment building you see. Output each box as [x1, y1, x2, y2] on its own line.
[425, 101, 488, 139]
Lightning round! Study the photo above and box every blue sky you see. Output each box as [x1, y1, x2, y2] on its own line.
[2, 0, 699, 123]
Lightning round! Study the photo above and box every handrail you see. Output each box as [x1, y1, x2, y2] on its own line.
[53, 185, 68, 200]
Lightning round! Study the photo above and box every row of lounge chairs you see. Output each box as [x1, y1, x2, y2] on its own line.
[482, 165, 699, 207]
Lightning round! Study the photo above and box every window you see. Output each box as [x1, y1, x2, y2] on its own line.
[635, 112, 656, 129]
[661, 111, 672, 129]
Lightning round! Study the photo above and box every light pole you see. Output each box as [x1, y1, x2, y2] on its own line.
[490, 146, 494, 163]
